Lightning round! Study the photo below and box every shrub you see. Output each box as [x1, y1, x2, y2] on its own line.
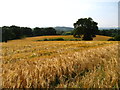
[114, 35, 120, 41]
[43, 38, 49, 41]
[69, 39, 81, 41]
[74, 35, 81, 38]
[38, 38, 81, 41]
[42, 38, 64, 41]
[107, 38, 115, 41]
[54, 38, 64, 41]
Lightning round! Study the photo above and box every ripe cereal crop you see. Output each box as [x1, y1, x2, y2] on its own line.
[1, 35, 120, 88]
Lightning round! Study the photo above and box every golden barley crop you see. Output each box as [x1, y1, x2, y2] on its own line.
[1, 35, 120, 88]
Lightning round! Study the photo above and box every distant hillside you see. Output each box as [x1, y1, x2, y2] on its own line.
[99, 27, 118, 30]
[54, 27, 118, 31]
[54, 26, 74, 31]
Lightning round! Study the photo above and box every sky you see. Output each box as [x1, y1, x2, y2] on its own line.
[0, 0, 119, 28]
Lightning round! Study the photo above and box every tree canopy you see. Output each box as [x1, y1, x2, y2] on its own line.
[1, 25, 57, 42]
[73, 17, 98, 40]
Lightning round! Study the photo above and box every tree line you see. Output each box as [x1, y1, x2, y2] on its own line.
[98, 29, 120, 41]
[1, 25, 57, 42]
[98, 29, 119, 37]
[1, 17, 120, 42]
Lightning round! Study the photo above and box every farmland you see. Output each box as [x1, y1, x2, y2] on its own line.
[1, 35, 120, 88]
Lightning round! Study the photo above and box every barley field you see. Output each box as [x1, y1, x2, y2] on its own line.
[1, 35, 120, 88]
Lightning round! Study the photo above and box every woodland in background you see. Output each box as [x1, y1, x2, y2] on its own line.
[0, 25, 120, 42]
[1, 25, 57, 42]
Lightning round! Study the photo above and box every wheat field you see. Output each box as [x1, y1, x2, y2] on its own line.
[1, 35, 120, 88]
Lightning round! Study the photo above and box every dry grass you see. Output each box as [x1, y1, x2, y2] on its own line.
[17, 35, 112, 41]
[1, 35, 119, 88]
[93, 35, 112, 41]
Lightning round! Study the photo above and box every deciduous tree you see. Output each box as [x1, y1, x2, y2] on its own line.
[73, 17, 98, 40]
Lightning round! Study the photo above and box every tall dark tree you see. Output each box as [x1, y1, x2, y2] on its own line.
[33, 27, 43, 36]
[44, 27, 56, 35]
[33, 27, 57, 36]
[2, 26, 9, 42]
[10, 25, 21, 39]
[73, 17, 98, 40]
[1, 25, 57, 42]
[2, 26, 15, 42]
[0, 27, 2, 42]
[21, 27, 33, 37]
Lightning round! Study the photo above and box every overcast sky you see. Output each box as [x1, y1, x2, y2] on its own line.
[0, 0, 119, 28]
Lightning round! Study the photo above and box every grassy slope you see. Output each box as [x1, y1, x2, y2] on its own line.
[19, 35, 112, 41]
[93, 35, 112, 41]
[1, 35, 120, 88]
